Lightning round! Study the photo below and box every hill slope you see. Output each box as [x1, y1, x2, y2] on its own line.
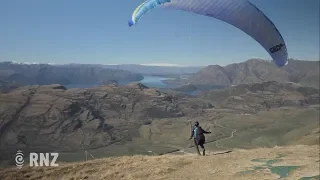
[0, 145, 318, 180]
[186, 59, 319, 88]
[0, 82, 319, 167]
[0, 83, 211, 164]
[201, 81, 319, 112]
[0, 80, 20, 93]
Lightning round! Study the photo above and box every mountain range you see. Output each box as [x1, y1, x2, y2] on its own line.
[61, 63, 203, 76]
[0, 61, 144, 86]
[167, 59, 319, 89]
[2, 58, 319, 89]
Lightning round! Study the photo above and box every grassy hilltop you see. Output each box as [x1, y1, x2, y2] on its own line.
[0, 145, 318, 180]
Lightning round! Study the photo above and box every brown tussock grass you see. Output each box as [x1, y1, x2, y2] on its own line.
[0, 145, 318, 180]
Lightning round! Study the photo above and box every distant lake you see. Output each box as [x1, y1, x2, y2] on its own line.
[139, 76, 177, 89]
[65, 76, 177, 89]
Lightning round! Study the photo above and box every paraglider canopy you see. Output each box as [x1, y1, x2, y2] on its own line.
[128, 0, 288, 67]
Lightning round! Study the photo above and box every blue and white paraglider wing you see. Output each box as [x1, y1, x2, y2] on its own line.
[128, 0, 171, 27]
[129, 0, 288, 67]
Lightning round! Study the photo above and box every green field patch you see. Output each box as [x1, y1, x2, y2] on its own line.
[266, 159, 282, 166]
[247, 157, 300, 179]
[251, 158, 282, 166]
[269, 166, 299, 178]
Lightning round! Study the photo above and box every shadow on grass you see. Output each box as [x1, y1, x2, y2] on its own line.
[299, 175, 320, 180]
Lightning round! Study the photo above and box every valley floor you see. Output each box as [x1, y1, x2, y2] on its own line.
[0, 145, 319, 180]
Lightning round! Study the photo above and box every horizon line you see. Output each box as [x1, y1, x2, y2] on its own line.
[1, 58, 318, 67]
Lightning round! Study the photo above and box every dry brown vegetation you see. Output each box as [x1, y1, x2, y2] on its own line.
[0, 145, 318, 180]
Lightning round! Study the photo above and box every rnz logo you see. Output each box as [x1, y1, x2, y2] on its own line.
[15, 150, 24, 169]
[15, 150, 59, 168]
[30, 152, 59, 167]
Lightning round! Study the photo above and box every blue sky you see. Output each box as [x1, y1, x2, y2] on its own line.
[0, 0, 319, 66]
